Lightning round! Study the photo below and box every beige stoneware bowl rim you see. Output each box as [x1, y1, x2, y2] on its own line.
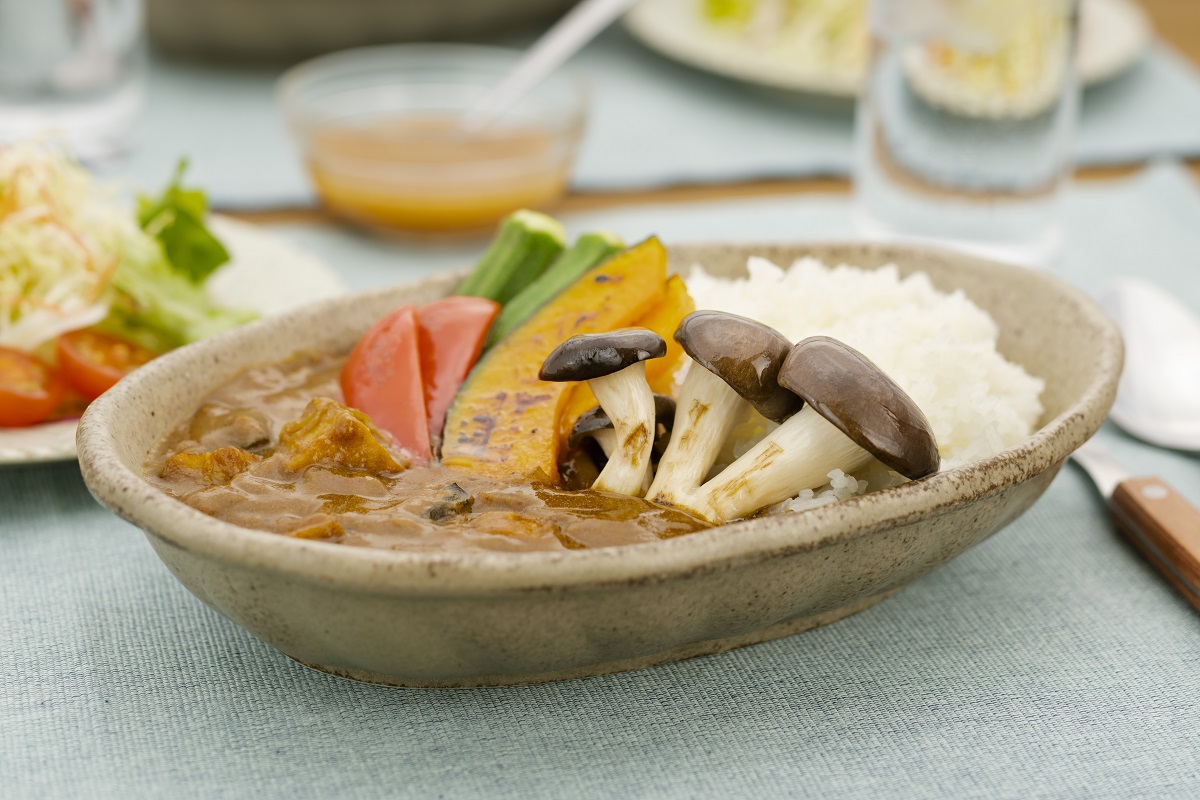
[77, 241, 1122, 594]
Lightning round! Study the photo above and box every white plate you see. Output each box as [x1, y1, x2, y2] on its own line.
[0, 216, 346, 466]
[625, 0, 1152, 98]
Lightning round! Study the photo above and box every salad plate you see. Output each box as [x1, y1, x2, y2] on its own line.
[624, 0, 1152, 99]
[0, 216, 345, 466]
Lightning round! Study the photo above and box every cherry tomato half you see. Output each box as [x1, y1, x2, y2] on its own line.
[0, 347, 67, 427]
[55, 329, 157, 401]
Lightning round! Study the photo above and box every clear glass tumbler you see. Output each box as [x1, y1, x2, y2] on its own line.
[853, 0, 1080, 266]
[0, 0, 145, 163]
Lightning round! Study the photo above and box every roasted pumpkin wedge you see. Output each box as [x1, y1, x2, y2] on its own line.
[441, 238, 668, 481]
[641, 274, 695, 393]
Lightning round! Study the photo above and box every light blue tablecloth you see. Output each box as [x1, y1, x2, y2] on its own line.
[3, 163, 1199, 799]
[114, 27, 1200, 208]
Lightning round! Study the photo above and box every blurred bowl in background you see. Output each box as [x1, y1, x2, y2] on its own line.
[147, 0, 577, 61]
[278, 44, 587, 235]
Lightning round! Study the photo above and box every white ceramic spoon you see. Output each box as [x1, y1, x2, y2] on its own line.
[1098, 278, 1200, 451]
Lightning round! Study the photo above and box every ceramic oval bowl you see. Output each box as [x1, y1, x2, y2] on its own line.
[77, 243, 1122, 687]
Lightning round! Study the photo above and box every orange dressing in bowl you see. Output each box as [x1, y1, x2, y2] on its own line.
[306, 115, 576, 233]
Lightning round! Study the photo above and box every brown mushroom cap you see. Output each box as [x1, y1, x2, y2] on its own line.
[568, 394, 678, 448]
[674, 310, 803, 423]
[777, 336, 940, 479]
[539, 329, 667, 382]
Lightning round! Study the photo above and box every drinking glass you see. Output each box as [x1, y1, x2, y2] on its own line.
[0, 0, 145, 163]
[853, 0, 1080, 266]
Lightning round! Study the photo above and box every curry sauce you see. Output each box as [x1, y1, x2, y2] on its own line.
[145, 353, 709, 553]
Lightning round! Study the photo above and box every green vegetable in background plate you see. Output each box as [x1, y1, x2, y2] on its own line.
[96, 230, 256, 353]
[137, 159, 231, 285]
[98, 159, 255, 353]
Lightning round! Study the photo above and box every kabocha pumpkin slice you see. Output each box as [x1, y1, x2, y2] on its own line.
[640, 274, 695, 394]
[441, 237, 669, 481]
[555, 273, 695, 451]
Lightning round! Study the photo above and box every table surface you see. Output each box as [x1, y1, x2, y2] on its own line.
[6, 3, 1200, 798]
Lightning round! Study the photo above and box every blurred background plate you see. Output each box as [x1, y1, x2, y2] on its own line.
[147, 0, 578, 61]
[0, 217, 344, 466]
[624, 0, 1152, 98]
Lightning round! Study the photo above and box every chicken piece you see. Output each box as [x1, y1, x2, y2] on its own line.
[160, 447, 261, 488]
[187, 404, 272, 451]
[275, 397, 409, 474]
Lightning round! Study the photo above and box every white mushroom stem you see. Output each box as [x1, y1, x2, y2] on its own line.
[588, 429, 653, 494]
[592, 429, 616, 456]
[589, 362, 656, 496]
[688, 406, 874, 524]
[646, 365, 746, 506]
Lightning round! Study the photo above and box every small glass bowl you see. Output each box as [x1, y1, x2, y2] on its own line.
[278, 44, 587, 235]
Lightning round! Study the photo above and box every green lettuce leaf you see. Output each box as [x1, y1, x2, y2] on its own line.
[97, 231, 256, 353]
[137, 159, 230, 284]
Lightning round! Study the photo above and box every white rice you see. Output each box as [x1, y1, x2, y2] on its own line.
[686, 256, 1045, 511]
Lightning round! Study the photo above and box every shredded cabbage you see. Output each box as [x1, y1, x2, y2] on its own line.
[0, 142, 130, 350]
[0, 142, 253, 354]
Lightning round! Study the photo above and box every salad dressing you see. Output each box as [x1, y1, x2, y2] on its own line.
[306, 115, 572, 232]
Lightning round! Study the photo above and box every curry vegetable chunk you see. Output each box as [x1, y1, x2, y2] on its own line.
[161, 447, 261, 489]
[275, 397, 409, 474]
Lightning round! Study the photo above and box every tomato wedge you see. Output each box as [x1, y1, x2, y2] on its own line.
[0, 347, 68, 427]
[416, 296, 500, 448]
[56, 330, 157, 401]
[340, 305, 432, 464]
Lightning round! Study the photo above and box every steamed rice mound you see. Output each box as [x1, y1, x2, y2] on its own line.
[687, 256, 1045, 507]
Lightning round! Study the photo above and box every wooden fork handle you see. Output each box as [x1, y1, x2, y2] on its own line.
[1110, 476, 1200, 613]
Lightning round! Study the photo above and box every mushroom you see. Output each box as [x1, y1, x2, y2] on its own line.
[539, 329, 667, 496]
[569, 395, 677, 491]
[646, 310, 801, 507]
[683, 336, 940, 524]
